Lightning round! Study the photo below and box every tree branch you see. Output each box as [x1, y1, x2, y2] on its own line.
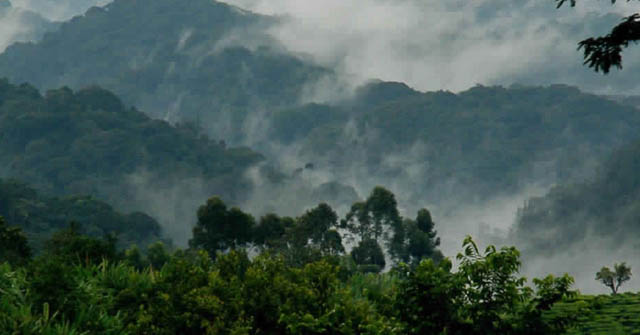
[578, 14, 640, 73]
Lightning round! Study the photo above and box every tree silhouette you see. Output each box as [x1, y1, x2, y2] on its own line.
[189, 196, 255, 259]
[556, 0, 639, 73]
[596, 262, 632, 294]
[0, 216, 31, 265]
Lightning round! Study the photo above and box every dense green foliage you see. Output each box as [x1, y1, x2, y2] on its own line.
[189, 196, 255, 258]
[0, 79, 262, 197]
[0, 79, 265, 239]
[548, 293, 640, 334]
[0, 77, 365, 243]
[0, 211, 577, 334]
[0, 1, 638, 333]
[396, 237, 577, 335]
[0, 178, 164, 252]
[514, 139, 640, 254]
[189, 187, 441, 272]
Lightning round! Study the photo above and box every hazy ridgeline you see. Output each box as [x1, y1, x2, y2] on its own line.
[0, 0, 57, 51]
[0, 0, 639, 294]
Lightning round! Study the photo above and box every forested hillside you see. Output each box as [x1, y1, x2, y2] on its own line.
[0, 79, 265, 241]
[263, 82, 640, 204]
[514, 139, 640, 254]
[0, 79, 365, 243]
[0, 0, 329, 141]
[0, 178, 164, 251]
[2, 0, 639, 210]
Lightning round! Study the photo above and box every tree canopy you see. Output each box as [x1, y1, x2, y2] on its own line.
[0, 223, 578, 334]
[189, 196, 255, 258]
[596, 263, 632, 294]
[0, 178, 165, 252]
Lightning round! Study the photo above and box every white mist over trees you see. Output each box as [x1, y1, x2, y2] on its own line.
[222, 0, 640, 95]
[0, 0, 640, 295]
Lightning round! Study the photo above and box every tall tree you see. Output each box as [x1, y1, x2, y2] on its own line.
[343, 187, 403, 268]
[403, 209, 443, 266]
[344, 187, 402, 242]
[596, 262, 632, 294]
[296, 203, 344, 255]
[189, 196, 255, 259]
[556, 0, 639, 73]
[344, 187, 443, 268]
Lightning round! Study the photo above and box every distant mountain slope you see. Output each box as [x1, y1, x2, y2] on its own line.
[0, 178, 164, 252]
[513, 138, 640, 254]
[0, 0, 329, 142]
[0, 79, 264, 242]
[263, 83, 640, 206]
[2, 0, 639, 240]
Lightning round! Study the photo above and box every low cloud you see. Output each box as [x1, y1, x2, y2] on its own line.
[222, 0, 640, 95]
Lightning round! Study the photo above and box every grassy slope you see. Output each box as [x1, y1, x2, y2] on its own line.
[549, 292, 640, 334]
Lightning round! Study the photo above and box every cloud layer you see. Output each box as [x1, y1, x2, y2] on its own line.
[222, 0, 640, 95]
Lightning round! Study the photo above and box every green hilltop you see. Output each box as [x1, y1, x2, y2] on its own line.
[548, 293, 640, 335]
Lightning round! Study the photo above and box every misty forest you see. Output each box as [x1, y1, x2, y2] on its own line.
[1, 0, 640, 333]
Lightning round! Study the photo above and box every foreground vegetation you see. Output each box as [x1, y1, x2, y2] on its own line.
[1, 181, 638, 334]
[0, 233, 578, 334]
[0, 186, 581, 334]
[7, 227, 636, 335]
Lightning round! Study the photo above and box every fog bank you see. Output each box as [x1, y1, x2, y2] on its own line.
[222, 0, 640, 95]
